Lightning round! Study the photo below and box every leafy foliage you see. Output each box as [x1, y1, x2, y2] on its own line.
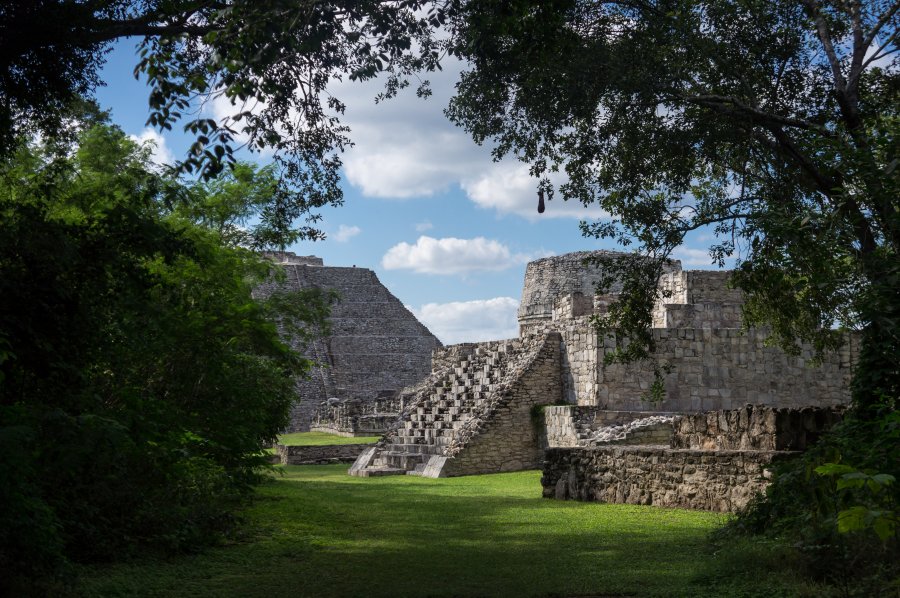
[0, 121, 330, 593]
[728, 411, 900, 594]
[0, 0, 451, 246]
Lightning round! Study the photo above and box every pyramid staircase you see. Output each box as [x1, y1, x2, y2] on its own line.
[350, 333, 562, 478]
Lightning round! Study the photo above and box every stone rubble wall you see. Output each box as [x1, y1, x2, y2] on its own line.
[542, 445, 787, 512]
[310, 396, 403, 436]
[672, 405, 845, 451]
[254, 255, 441, 431]
[276, 443, 374, 465]
[541, 405, 843, 512]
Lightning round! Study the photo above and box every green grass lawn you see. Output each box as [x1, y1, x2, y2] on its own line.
[277, 431, 380, 446]
[77, 465, 823, 598]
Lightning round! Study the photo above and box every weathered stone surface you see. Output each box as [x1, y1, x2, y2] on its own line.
[255, 253, 441, 431]
[542, 445, 790, 512]
[671, 405, 844, 451]
[518, 251, 856, 411]
[276, 443, 373, 465]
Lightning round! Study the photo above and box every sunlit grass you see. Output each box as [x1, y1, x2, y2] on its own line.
[78, 465, 825, 597]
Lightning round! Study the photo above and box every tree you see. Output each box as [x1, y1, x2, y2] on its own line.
[0, 0, 450, 244]
[446, 0, 899, 414]
[0, 119, 331, 592]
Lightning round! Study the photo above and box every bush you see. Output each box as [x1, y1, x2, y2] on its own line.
[726, 411, 899, 595]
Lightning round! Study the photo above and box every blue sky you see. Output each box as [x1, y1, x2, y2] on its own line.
[96, 41, 720, 344]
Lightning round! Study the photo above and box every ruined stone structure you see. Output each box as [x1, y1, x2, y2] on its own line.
[542, 405, 843, 512]
[350, 250, 855, 489]
[255, 252, 441, 432]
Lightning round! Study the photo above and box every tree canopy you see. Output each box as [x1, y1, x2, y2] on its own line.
[0, 117, 333, 592]
[0, 0, 449, 245]
[446, 0, 899, 412]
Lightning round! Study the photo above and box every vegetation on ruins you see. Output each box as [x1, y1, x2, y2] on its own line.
[0, 0, 449, 245]
[0, 114, 332, 594]
[444, 0, 899, 590]
[78, 464, 828, 597]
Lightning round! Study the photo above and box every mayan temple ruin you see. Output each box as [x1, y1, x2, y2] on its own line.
[255, 252, 442, 433]
[347, 250, 857, 511]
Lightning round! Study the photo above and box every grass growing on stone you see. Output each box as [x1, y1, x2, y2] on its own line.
[277, 431, 380, 446]
[77, 465, 824, 598]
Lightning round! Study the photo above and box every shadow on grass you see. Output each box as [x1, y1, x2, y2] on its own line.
[78, 465, 818, 598]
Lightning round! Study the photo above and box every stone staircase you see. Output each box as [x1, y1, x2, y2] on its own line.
[350, 333, 563, 478]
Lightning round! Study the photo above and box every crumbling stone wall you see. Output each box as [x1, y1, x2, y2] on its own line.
[672, 405, 844, 451]
[542, 445, 785, 512]
[277, 443, 373, 465]
[541, 405, 842, 512]
[596, 328, 856, 411]
[520, 251, 856, 413]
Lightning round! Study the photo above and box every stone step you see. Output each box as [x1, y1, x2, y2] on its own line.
[354, 466, 407, 477]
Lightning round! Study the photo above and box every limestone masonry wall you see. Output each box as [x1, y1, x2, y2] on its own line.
[518, 251, 856, 412]
[595, 328, 856, 411]
[541, 405, 842, 512]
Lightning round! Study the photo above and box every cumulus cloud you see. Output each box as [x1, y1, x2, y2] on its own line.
[332, 224, 361, 242]
[414, 220, 433, 232]
[413, 297, 520, 344]
[382, 235, 529, 275]
[461, 161, 608, 220]
[129, 128, 175, 165]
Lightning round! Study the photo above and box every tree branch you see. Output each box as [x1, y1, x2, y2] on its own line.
[862, 1, 900, 50]
[679, 93, 831, 134]
[801, 0, 848, 95]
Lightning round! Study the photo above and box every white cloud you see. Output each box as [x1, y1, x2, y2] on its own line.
[672, 247, 715, 267]
[330, 59, 607, 220]
[205, 57, 610, 220]
[413, 297, 520, 344]
[461, 161, 608, 220]
[129, 128, 175, 165]
[415, 220, 433, 232]
[382, 235, 529, 275]
[332, 224, 361, 242]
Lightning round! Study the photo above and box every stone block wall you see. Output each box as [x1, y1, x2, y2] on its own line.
[543, 406, 582, 448]
[542, 446, 786, 512]
[594, 328, 856, 411]
[276, 443, 374, 465]
[672, 405, 844, 451]
[655, 302, 743, 329]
